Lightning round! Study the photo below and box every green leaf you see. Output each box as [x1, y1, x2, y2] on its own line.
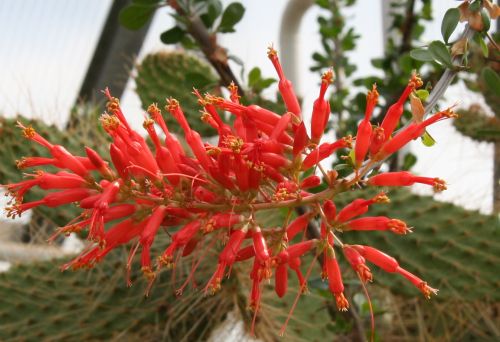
[421, 130, 436, 147]
[441, 8, 460, 43]
[217, 2, 245, 33]
[469, 0, 481, 12]
[160, 27, 185, 44]
[200, 1, 223, 29]
[428, 41, 453, 68]
[410, 48, 434, 62]
[254, 78, 276, 92]
[248, 67, 261, 87]
[119, 4, 156, 30]
[479, 37, 489, 58]
[482, 67, 500, 97]
[415, 89, 429, 101]
[402, 152, 417, 171]
[348, 149, 356, 165]
[480, 9, 491, 32]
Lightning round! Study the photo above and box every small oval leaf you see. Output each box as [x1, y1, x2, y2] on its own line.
[421, 130, 436, 147]
[428, 41, 453, 68]
[441, 8, 460, 43]
[482, 67, 500, 98]
[480, 8, 491, 32]
[410, 48, 434, 62]
[218, 2, 245, 33]
[415, 89, 430, 101]
[160, 27, 185, 44]
[402, 152, 417, 171]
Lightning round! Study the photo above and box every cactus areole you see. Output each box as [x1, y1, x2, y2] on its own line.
[3, 47, 457, 335]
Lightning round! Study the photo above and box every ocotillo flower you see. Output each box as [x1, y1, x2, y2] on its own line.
[2, 48, 452, 336]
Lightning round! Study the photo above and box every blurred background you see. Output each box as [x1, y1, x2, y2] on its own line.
[0, 0, 499, 341]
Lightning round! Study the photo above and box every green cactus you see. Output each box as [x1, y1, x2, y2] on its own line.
[454, 105, 500, 143]
[135, 51, 218, 136]
[0, 247, 235, 341]
[454, 36, 500, 143]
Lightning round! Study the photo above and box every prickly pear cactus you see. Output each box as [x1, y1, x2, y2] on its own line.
[454, 36, 500, 143]
[0, 247, 235, 342]
[336, 188, 500, 301]
[454, 105, 500, 143]
[135, 51, 218, 136]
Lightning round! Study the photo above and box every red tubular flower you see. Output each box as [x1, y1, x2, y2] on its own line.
[301, 136, 352, 170]
[396, 266, 438, 299]
[18, 122, 89, 177]
[355, 84, 378, 167]
[15, 156, 57, 169]
[286, 239, 317, 259]
[249, 275, 262, 312]
[5, 171, 86, 201]
[367, 171, 447, 192]
[352, 245, 399, 273]
[268, 47, 301, 118]
[270, 112, 292, 142]
[379, 108, 458, 160]
[235, 245, 256, 261]
[275, 263, 289, 298]
[207, 228, 247, 292]
[323, 200, 337, 222]
[293, 122, 309, 157]
[88, 179, 123, 243]
[140, 206, 168, 274]
[369, 126, 385, 157]
[109, 143, 129, 179]
[181, 236, 200, 257]
[377, 123, 421, 157]
[262, 164, 284, 183]
[6, 188, 92, 218]
[202, 213, 243, 233]
[344, 216, 411, 235]
[104, 88, 132, 132]
[286, 213, 313, 241]
[194, 186, 217, 202]
[147, 104, 185, 162]
[343, 245, 372, 283]
[246, 105, 281, 127]
[260, 152, 290, 169]
[300, 175, 321, 189]
[336, 192, 389, 222]
[158, 220, 201, 268]
[379, 74, 423, 142]
[288, 257, 306, 290]
[311, 69, 334, 144]
[85, 147, 112, 177]
[326, 255, 349, 311]
[227, 82, 241, 104]
[252, 226, 270, 263]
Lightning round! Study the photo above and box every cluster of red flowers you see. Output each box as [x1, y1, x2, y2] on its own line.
[3, 47, 456, 333]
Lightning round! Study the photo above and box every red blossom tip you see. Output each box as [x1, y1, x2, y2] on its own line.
[335, 293, 350, 311]
[321, 69, 335, 84]
[433, 178, 447, 192]
[409, 72, 423, 89]
[418, 282, 439, 299]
